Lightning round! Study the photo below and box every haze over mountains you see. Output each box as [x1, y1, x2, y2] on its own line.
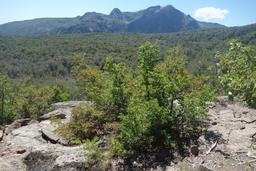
[0, 5, 225, 36]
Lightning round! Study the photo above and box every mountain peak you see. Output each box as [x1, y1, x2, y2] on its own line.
[0, 5, 226, 36]
[110, 8, 123, 19]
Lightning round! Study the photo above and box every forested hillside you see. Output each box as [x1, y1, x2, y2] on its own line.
[0, 23, 255, 79]
[0, 5, 224, 36]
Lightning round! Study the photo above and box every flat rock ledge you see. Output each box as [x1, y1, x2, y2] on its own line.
[0, 101, 88, 171]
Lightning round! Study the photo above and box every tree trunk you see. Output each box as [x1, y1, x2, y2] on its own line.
[0, 90, 4, 123]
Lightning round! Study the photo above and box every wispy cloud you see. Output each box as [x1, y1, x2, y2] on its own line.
[194, 7, 229, 21]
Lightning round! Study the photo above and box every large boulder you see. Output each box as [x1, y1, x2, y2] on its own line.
[24, 145, 85, 171]
[0, 101, 89, 171]
[41, 129, 60, 144]
[4, 118, 31, 135]
[38, 109, 69, 121]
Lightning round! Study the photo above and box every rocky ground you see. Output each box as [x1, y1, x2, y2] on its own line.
[170, 97, 256, 171]
[0, 101, 90, 171]
[0, 97, 255, 171]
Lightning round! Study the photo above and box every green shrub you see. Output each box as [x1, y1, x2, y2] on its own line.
[104, 56, 130, 115]
[58, 104, 106, 142]
[113, 44, 213, 157]
[0, 74, 17, 124]
[217, 40, 256, 108]
[83, 138, 112, 169]
[72, 43, 215, 159]
[49, 83, 71, 103]
[15, 79, 54, 119]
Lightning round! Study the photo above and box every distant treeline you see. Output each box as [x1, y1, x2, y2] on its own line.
[0, 24, 255, 79]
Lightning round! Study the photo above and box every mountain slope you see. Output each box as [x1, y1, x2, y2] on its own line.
[0, 5, 225, 36]
[0, 23, 255, 79]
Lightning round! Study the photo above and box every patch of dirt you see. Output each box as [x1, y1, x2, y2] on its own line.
[176, 97, 256, 171]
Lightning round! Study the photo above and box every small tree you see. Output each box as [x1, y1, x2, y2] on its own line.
[0, 74, 17, 124]
[15, 78, 54, 119]
[217, 40, 256, 108]
[104, 56, 130, 115]
[114, 44, 214, 157]
[72, 53, 111, 109]
[138, 42, 160, 99]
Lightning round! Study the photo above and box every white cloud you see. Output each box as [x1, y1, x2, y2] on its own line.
[194, 7, 229, 21]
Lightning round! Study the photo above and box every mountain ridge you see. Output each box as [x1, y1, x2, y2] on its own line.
[0, 5, 225, 36]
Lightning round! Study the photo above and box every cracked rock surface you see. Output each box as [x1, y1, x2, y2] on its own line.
[176, 97, 256, 171]
[0, 101, 88, 171]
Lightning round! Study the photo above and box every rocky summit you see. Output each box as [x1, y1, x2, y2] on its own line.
[0, 98, 255, 171]
[0, 5, 224, 36]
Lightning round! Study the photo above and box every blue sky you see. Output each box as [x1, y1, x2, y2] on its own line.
[0, 0, 255, 26]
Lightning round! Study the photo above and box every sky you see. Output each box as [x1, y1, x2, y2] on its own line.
[0, 0, 255, 26]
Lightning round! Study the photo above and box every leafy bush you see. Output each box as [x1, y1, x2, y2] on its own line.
[0, 75, 73, 125]
[58, 104, 106, 142]
[115, 99, 161, 156]
[15, 79, 54, 119]
[71, 43, 215, 160]
[104, 56, 130, 115]
[113, 44, 214, 157]
[49, 83, 71, 103]
[0, 74, 17, 124]
[217, 40, 256, 108]
[83, 138, 112, 169]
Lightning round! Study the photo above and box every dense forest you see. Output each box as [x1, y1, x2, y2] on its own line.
[0, 23, 255, 79]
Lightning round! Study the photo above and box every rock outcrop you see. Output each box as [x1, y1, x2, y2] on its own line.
[0, 101, 88, 171]
[175, 97, 256, 171]
[0, 98, 255, 171]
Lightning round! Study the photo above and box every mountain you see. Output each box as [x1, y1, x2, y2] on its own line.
[0, 5, 225, 36]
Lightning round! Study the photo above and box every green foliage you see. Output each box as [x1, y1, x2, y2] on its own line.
[138, 42, 160, 98]
[70, 43, 215, 159]
[83, 138, 102, 168]
[0, 75, 72, 125]
[113, 43, 214, 157]
[15, 78, 54, 119]
[72, 53, 110, 107]
[58, 104, 106, 141]
[1, 24, 255, 80]
[49, 84, 71, 103]
[104, 56, 130, 115]
[0, 74, 17, 124]
[83, 138, 112, 169]
[116, 99, 162, 156]
[217, 40, 256, 108]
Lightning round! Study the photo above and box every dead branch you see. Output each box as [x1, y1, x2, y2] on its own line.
[206, 141, 217, 155]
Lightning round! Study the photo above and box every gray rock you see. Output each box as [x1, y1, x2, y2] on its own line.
[216, 96, 229, 106]
[0, 101, 88, 171]
[0, 129, 4, 141]
[38, 109, 68, 121]
[198, 165, 214, 171]
[5, 118, 31, 135]
[41, 129, 60, 144]
[24, 145, 85, 171]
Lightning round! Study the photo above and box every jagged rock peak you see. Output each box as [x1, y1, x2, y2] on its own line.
[110, 8, 122, 18]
